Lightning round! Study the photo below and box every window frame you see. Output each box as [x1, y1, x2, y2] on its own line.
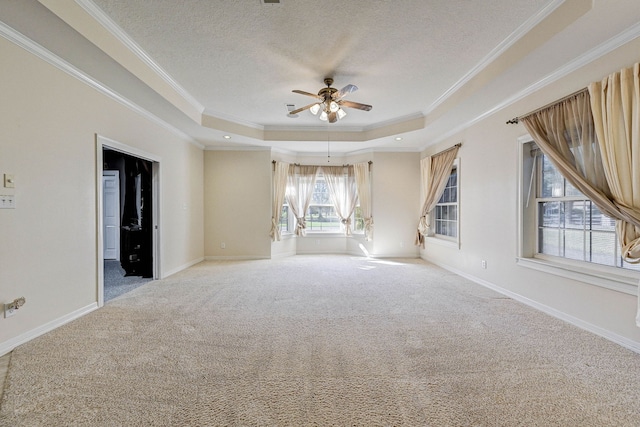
[517, 135, 639, 295]
[427, 158, 460, 248]
[280, 170, 364, 237]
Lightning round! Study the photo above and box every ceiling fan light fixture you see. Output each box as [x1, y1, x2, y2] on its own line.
[319, 110, 328, 121]
[329, 101, 339, 113]
[337, 108, 346, 119]
[309, 103, 321, 115]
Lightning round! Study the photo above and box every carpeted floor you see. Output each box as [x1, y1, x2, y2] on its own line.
[104, 259, 152, 302]
[1, 256, 640, 426]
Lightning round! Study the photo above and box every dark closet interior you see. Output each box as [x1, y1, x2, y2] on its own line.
[103, 148, 153, 278]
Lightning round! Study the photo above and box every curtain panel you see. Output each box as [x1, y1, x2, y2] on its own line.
[285, 165, 318, 236]
[415, 145, 459, 248]
[322, 166, 358, 236]
[354, 162, 373, 241]
[589, 63, 640, 326]
[270, 161, 290, 241]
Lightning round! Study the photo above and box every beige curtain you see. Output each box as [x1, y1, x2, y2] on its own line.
[520, 90, 622, 220]
[322, 166, 358, 236]
[590, 64, 640, 262]
[589, 63, 640, 326]
[415, 145, 459, 248]
[270, 161, 290, 241]
[354, 162, 373, 240]
[285, 165, 318, 236]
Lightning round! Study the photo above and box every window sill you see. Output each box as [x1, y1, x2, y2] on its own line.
[516, 255, 639, 295]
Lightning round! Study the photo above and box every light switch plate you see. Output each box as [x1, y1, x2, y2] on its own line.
[4, 174, 15, 188]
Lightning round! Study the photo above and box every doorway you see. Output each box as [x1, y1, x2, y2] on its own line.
[96, 135, 160, 306]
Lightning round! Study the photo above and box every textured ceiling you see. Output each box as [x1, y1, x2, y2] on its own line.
[89, 0, 551, 128]
[16, 0, 640, 153]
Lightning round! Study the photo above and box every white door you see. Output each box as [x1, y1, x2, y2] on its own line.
[103, 171, 120, 260]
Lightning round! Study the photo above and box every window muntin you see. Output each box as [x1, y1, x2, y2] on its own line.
[536, 151, 639, 271]
[433, 166, 458, 239]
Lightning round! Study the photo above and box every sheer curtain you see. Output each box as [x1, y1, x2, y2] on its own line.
[354, 162, 373, 241]
[520, 90, 621, 220]
[415, 145, 459, 248]
[323, 166, 358, 236]
[285, 165, 318, 236]
[589, 63, 640, 326]
[270, 161, 289, 241]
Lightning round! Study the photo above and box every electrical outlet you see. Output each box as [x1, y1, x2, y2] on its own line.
[481, 260, 487, 269]
[0, 195, 15, 209]
[220, 242, 226, 249]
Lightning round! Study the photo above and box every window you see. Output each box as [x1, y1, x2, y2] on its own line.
[536, 151, 638, 270]
[432, 163, 458, 239]
[518, 138, 639, 295]
[279, 203, 289, 233]
[281, 170, 364, 235]
[306, 176, 341, 232]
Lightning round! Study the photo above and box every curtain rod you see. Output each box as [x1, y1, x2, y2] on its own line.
[272, 160, 373, 171]
[506, 87, 588, 124]
[432, 143, 462, 157]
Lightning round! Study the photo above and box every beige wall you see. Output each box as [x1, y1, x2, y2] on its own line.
[372, 152, 421, 257]
[203, 150, 272, 259]
[0, 36, 204, 352]
[265, 151, 419, 258]
[420, 36, 640, 346]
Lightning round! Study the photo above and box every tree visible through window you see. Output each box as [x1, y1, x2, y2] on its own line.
[306, 177, 341, 232]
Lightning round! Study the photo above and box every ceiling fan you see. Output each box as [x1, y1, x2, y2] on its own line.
[289, 78, 372, 123]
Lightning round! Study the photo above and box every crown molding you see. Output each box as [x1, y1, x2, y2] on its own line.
[425, 20, 640, 149]
[0, 21, 203, 149]
[75, 0, 205, 115]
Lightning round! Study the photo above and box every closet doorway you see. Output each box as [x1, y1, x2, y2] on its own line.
[96, 135, 160, 306]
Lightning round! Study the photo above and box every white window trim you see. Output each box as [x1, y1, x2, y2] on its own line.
[517, 134, 639, 296]
[426, 158, 460, 249]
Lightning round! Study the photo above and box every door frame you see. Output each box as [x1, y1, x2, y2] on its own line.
[96, 134, 162, 307]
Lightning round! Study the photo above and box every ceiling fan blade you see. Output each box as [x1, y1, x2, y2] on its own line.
[333, 84, 358, 100]
[292, 89, 322, 100]
[289, 102, 319, 115]
[340, 100, 373, 111]
[328, 111, 338, 123]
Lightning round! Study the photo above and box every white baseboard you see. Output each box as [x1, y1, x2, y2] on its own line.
[0, 303, 98, 357]
[204, 255, 270, 261]
[162, 257, 204, 278]
[427, 259, 640, 355]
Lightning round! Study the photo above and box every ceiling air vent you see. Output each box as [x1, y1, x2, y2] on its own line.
[262, 0, 281, 4]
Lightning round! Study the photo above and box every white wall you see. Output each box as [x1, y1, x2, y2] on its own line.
[203, 149, 272, 259]
[0, 35, 204, 353]
[266, 151, 419, 258]
[420, 36, 640, 348]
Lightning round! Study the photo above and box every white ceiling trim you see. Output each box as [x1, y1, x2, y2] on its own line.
[425, 0, 566, 115]
[426, 20, 640, 149]
[75, 0, 205, 114]
[0, 21, 203, 149]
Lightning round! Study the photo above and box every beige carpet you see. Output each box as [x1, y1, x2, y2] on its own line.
[1, 255, 640, 426]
